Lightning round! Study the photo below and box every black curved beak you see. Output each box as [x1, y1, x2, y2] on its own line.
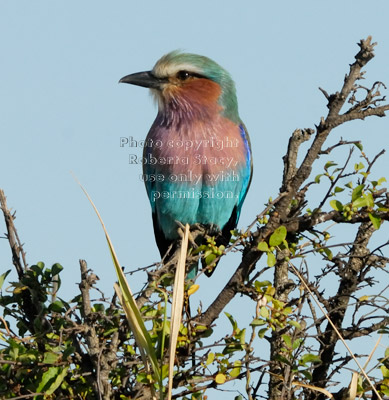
[119, 71, 167, 89]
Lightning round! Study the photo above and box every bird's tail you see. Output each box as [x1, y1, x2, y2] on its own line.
[186, 263, 198, 281]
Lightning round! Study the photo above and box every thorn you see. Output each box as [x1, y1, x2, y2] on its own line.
[319, 87, 330, 100]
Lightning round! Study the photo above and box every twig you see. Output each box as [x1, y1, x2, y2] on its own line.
[79, 259, 104, 399]
[8, 393, 42, 400]
[320, 139, 362, 155]
[317, 147, 354, 210]
[0, 189, 28, 277]
[289, 260, 382, 400]
[199, 37, 388, 329]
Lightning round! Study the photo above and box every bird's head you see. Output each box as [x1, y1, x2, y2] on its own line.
[120, 51, 239, 123]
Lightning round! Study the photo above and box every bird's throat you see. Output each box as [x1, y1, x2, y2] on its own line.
[157, 79, 223, 128]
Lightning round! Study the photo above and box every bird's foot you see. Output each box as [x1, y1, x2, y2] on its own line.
[176, 221, 199, 249]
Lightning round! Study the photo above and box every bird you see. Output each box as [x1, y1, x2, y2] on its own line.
[120, 51, 252, 279]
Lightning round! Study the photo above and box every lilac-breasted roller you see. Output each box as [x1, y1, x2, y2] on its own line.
[120, 51, 252, 278]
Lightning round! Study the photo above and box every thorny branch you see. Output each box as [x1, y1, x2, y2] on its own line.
[0, 189, 28, 278]
[195, 36, 389, 399]
[199, 36, 389, 327]
[79, 259, 107, 399]
[0, 190, 41, 335]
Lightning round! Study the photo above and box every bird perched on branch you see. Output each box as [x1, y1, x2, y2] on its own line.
[120, 51, 252, 278]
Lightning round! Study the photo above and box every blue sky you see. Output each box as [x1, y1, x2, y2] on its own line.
[1, 1, 389, 397]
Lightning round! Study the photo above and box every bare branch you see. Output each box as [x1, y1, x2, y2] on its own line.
[0, 189, 28, 278]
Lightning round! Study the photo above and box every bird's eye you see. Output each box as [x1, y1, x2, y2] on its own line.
[176, 70, 191, 81]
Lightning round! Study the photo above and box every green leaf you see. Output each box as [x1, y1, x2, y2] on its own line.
[314, 174, 323, 183]
[218, 244, 225, 253]
[354, 141, 363, 151]
[30, 264, 43, 276]
[288, 320, 302, 330]
[378, 177, 387, 185]
[51, 263, 63, 276]
[194, 324, 208, 331]
[229, 361, 241, 378]
[282, 307, 293, 316]
[381, 387, 389, 396]
[45, 367, 68, 395]
[206, 352, 215, 365]
[63, 345, 76, 360]
[36, 261, 45, 270]
[238, 328, 246, 344]
[258, 328, 268, 338]
[267, 252, 276, 267]
[205, 253, 217, 266]
[329, 200, 343, 211]
[274, 354, 292, 365]
[43, 352, 61, 364]
[351, 184, 364, 202]
[191, 391, 204, 400]
[257, 241, 269, 252]
[254, 280, 272, 289]
[250, 318, 266, 326]
[282, 334, 292, 348]
[269, 226, 287, 247]
[368, 213, 381, 229]
[300, 370, 313, 380]
[300, 353, 321, 365]
[345, 181, 353, 189]
[136, 372, 151, 383]
[323, 247, 333, 260]
[324, 161, 337, 171]
[49, 300, 64, 313]
[353, 197, 367, 208]
[92, 303, 105, 312]
[36, 366, 63, 394]
[225, 312, 238, 331]
[334, 186, 344, 193]
[354, 162, 365, 171]
[223, 343, 243, 354]
[292, 338, 302, 350]
[260, 306, 269, 318]
[160, 364, 168, 380]
[365, 192, 374, 208]
[272, 299, 285, 309]
[0, 270, 11, 290]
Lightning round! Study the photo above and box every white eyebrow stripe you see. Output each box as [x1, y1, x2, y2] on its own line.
[153, 63, 202, 78]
